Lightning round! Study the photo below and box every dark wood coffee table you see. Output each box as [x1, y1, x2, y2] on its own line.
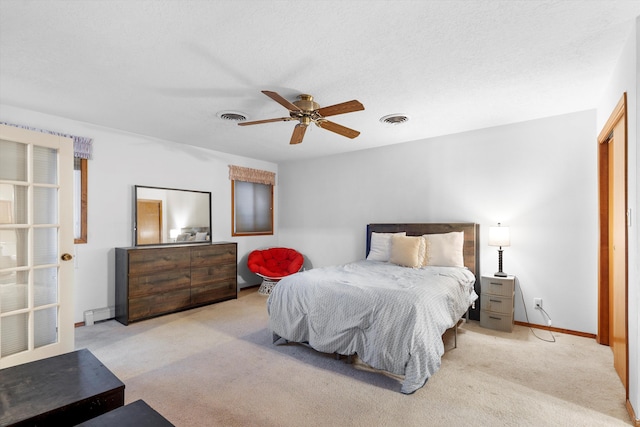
[75, 399, 174, 426]
[0, 349, 125, 426]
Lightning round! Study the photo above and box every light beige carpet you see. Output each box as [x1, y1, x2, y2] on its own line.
[75, 288, 631, 426]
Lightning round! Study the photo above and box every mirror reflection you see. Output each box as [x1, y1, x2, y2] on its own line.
[134, 186, 211, 246]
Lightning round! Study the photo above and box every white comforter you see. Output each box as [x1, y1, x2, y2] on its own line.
[267, 260, 478, 394]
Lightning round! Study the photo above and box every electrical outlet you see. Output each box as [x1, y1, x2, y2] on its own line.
[534, 298, 542, 309]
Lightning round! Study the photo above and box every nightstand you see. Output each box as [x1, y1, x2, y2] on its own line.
[480, 275, 515, 332]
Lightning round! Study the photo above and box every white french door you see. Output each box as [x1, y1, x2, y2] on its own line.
[0, 124, 74, 368]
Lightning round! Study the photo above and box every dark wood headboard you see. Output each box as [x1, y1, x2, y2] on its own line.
[366, 223, 480, 320]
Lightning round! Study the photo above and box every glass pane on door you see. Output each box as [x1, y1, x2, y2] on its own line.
[34, 267, 57, 307]
[0, 184, 27, 224]
[0, 140, 26, 181]
[0, 273, 28, 313]
[33, 146, 57, 184]
[33, 228, 57, 266]
[34, 187, 57, 224]
[1, 313, 28, 357]
[34, 307, 57, 348]
[0, 229, 27, 268]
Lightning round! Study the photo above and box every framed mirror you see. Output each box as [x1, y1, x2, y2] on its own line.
[134, 185, 211, 246]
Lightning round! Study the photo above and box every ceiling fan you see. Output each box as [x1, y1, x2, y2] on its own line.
[238, 90, 365, 145]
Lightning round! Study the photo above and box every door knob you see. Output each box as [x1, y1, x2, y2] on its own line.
[61, 253, 73, 261]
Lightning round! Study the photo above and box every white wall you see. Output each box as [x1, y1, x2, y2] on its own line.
[278, 110, 598, 334]
[596, 16, 639, 422]
[0, 105, 279, 323]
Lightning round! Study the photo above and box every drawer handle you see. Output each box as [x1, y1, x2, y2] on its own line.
[489, 299, 502, 303]
[489, 316, 502, 320]
[490, 282, 503, 286]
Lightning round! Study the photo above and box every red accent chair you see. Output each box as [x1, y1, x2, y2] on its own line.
[247, 247, 304, 295]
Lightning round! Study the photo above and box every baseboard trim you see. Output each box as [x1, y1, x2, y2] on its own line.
[514, 321, 596, 339]
[626, 399, 640, 426]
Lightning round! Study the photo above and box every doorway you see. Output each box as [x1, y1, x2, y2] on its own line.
[136, 199, 162, 245]
[597, 93, 628, 394]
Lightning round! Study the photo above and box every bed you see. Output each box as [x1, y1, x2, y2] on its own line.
[175, 226, 210, 242]
[267, 223, 480, 394]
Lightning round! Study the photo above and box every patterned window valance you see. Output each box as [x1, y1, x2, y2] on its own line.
[228, 165, 275, 186]
[1, 121, 93, 159]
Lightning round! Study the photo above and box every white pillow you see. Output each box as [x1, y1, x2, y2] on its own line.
[423, 231, 464, 267]
[389, 234, 423, 268]
[195, 232, 208, 241]
[367, 232, 406, 261]
[417, 236, 427, 266]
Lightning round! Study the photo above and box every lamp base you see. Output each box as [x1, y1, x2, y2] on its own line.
[494, 271, 507, 277]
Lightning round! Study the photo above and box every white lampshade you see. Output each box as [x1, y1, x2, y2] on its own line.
[169, 229, 180, 239]
[489, 225, 510, 247]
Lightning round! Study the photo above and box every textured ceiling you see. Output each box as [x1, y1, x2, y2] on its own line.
[1, 1, 639, 163]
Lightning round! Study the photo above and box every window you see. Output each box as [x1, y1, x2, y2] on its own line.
[73, 157, 87, 243]
[232, 180, 273, 236]
[229, 165, 275, 236]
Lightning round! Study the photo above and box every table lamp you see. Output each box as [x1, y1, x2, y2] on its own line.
[489, 223, 510, 277]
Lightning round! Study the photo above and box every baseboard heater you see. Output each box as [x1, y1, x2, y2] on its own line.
[84, 306, 115, 326]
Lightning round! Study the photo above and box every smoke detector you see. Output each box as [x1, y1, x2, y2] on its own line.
[380, 114, 410, 125]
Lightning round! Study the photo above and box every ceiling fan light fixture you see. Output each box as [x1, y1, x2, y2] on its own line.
[217, 111, 248, 122]
[238, 90, 364, 144]
[293, 94, 320, 112]
[380, 114, 410, 125]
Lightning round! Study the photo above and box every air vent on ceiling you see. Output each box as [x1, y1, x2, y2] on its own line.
[380, 114, 410, 125]
[217, 111, 248, 122]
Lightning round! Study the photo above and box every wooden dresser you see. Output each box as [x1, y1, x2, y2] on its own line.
[115, 242, 237, 325]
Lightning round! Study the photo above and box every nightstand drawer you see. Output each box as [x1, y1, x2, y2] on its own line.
[480, 310, 513, 332]
[480, 295, 513, 314]
[481, 276, 514, 297]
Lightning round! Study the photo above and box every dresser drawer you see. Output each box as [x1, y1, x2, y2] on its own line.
[480, 294, 513, 315]
[191, 280, 236, 305]
[191, 263, 236, 287]
[129, 270, 191, 298]
[129, 248, 190, 275]
[481, 276, 514, 297]
[129, 289, 191, 321]
[191, 244, 237, 267]
[480, 310, 514, 332]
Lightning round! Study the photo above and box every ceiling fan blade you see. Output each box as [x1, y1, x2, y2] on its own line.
[238, 117, 293, 126]
[262, 90, 302, 112]
[317, 120, 360, 139]
[316, 100, 364, 117]
[290, 124, 307, 144]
